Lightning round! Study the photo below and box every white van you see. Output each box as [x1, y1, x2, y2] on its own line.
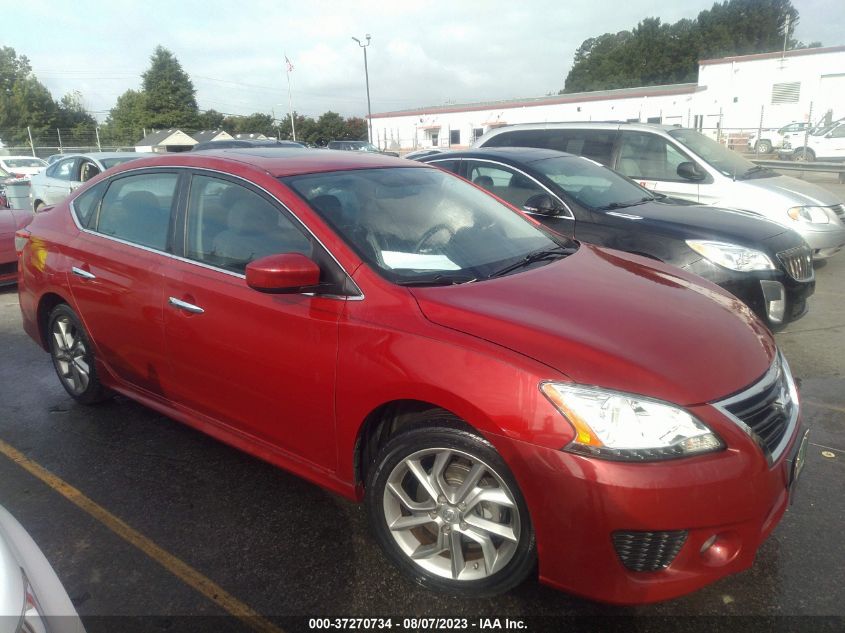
[475, 122, 845, 259]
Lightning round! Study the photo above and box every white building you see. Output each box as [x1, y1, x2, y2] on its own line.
[135, 129, 197, 153]
[369, 45, 845, 151]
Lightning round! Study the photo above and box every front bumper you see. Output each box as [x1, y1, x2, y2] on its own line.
[492, 402, 803, 604]
[684, 259, 813, 328]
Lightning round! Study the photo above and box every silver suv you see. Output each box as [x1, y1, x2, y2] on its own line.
[475, 122, 845, 259]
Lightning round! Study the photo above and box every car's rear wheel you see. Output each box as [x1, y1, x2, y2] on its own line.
[754, 140, 772, 154]
[47, 304, 108, 404]
[365, 420, 535, 596]
[33, 200, 44, 213]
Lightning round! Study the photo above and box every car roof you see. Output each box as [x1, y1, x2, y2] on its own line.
[55, 152, 146, 161]
[1, 155, 48, 161]
[483, 121, 682, 135]
[422, 146, 579, 164]
[112, 148, 423, 177]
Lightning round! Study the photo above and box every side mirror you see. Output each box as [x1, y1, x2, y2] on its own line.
[246, 253, 321, 293]
[677, 161, 706, 182]
[523, 193, 562, 216]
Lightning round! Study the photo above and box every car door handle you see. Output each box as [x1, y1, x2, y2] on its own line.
[71, 266, 96, 280]
[168, 297, 205, 314]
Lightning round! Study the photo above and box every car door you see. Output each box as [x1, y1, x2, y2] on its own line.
[615, 131, 704, 202]
[64, 170, 180, 396]
[40, 157, 78, 205]
[160, 172, 347, 469]
[461, 159, 576, 237]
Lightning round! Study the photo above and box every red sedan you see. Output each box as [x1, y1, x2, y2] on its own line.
[15, 149, 807, 603]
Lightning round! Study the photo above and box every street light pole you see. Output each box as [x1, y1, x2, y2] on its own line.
[352, 34, 373, 144]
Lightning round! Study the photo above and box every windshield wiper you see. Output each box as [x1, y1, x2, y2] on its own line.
[739, 165, 773, 180]
[596, 197, 653, 211]
[395, 273, 477, 287]
[487, 246, 574, 279]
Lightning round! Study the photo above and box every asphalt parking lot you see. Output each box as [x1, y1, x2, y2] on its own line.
[1, 179, 844, 632]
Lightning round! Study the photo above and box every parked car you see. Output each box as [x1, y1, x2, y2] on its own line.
[30, 152, 151, 212]
[0, 156, 47, 178]
[419, 147, 814, 329]
[192, 139, 305, 151]
[17, 149, 807, 603]
[403, 148, 446, 160]
[747, 122, 810, 154]
[327, 140, 399, 157]
[475, 122, 845, 259]
[780, 120, 845, 162]
[0, 503, 86, 632]
[0, 165, 10, 208]
[0, 207, 32, 285]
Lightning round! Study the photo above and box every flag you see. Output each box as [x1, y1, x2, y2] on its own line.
[285, 56, 294, 73]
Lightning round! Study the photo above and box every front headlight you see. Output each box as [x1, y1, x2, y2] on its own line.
[541, 383, 723, 461]
[787, 206, 831, 224]
[686, 240, 775, 272]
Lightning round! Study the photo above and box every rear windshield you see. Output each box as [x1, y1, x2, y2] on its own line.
[4, 158, 46, 168]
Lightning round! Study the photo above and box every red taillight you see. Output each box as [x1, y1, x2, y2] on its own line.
[14, 229, 30, 254]
[11, 173, 25, 179]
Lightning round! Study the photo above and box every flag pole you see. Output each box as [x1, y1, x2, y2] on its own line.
[285, 54, 297, 142]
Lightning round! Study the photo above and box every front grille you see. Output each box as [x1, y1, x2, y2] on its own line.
[777, 245, 813, 282]
[719, 355, 795, 459]
[612, 530, 687, 572]
[831, 204, 845, 219]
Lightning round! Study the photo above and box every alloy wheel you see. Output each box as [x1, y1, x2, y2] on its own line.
[381, 447, 521, 581]
[51, 316, 91, 395]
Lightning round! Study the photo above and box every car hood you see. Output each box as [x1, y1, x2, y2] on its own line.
[608, 200, 788, 244]
[0, 208, 33, 236]
[724, 174, 842, 214]
[411, 245, 775, 406]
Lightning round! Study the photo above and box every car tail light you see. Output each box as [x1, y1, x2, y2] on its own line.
[15, 229, 30, 254]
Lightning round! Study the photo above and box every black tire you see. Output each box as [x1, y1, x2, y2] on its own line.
[793, 148, 815, 162]
[755, 140, 772, 154]
[33, 200, 45, 213]
[47, 304, 109, 404]
[365, 417, 536, 596]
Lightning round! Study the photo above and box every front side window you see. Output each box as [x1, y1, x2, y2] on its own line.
[93, 172, 178, 250]
[186, 175, 311, 274]
[531, 155, 654, 210]
[285, 167, 570, 285]
[617, 131, 693, 182]
[464, 161, 546, 208]
[830, 125, 845, 139]
[79, 161, 101, 182]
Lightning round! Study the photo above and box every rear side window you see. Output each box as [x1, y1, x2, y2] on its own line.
[427, 159, 460, 175]
[484, 129, 617, 166]
[73, 181, 107, 228]
[46, 158, 76, 181]
[93, 172, 178, 251]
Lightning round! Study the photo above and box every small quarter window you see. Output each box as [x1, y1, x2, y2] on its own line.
[73, 181, 107, 228]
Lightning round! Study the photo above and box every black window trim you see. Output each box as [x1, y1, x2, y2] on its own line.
[68, 164, 363, 299]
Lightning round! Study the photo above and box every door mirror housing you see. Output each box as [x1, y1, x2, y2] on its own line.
[523, 193, 562, 216]
[246, 253, 321, 293]
[677, 161, 706, 182]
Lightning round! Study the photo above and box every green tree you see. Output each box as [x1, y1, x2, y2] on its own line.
[57, 91, 96, 130]
[141, 46, 199, 129]
[197, 108, 225, 130]
[561, 0, 815, 93]
[102, 89, 148, 144]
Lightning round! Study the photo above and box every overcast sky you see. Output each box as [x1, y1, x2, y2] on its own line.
[6, 0, 843, 123]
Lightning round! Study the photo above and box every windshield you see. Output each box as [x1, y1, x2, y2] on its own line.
[101, 156, 140, 169]
[284, 167, 571, 284]
[668, 129, 764, 179]
[4, 158, 46, 168]
[532, 156, 653, 209]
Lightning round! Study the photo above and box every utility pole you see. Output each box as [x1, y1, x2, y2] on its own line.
[782, 14, 790, 60]
[352, 35, 373, 144]
[27, 127, 35, 157]
[95, 126, 102, 152]
[285, 55, 297, 141]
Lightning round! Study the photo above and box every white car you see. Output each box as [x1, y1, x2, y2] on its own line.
[747, 122, 809, 154]
[782, 120, 845, 162]
[0, 504, 86, 633]
[30, 152, 150, 212]
[0, 157, 47, 178]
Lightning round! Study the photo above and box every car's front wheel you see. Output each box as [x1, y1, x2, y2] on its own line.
[365, 420, 536, 596]
[793, 148, 816, 162]
[47, 304, 109, 404]
[754, 140, 772, 154]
